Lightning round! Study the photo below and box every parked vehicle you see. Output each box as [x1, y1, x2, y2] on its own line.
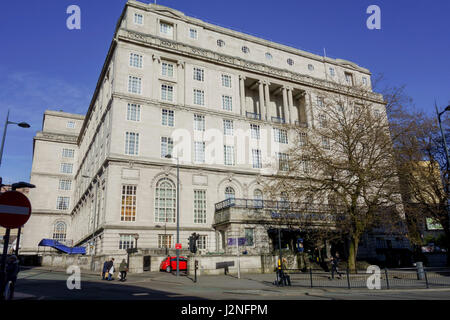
[160, 256, 188, 272]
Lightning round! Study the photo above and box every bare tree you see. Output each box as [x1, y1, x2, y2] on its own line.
[267, 82, 406, 271]
[395, 112, 450, 266]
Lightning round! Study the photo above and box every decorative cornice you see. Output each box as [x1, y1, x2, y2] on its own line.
[117, 28, 384, 103]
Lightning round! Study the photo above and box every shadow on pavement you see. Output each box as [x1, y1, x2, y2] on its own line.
[14, 277, 207, 300]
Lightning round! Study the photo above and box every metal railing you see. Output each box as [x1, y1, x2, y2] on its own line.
[271, 116, 285, 124]
[295, 120, 308, 128]
[214, 198, 345, 213]
[278, 267, 450, 289]
[246, 112, 261, 120]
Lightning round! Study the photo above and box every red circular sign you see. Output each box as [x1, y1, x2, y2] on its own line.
[0, 191, 32, 229]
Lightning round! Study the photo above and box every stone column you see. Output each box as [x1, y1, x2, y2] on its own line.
[264, 81, 270, 121]
[258, 81, 265, 120]
[239, 75, 246, 116]
[288, 87, 294, 124]
[282, 86, 289, 123]
[177, 60, 185, 105]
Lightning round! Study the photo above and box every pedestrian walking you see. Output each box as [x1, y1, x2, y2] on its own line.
[108, 258, 115, 281]
[329, 253, 342, 280]
[119, 259, 128, 282]
[102, 260, 109, 280]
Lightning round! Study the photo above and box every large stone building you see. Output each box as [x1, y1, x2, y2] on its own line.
[21, 1, 403, 266]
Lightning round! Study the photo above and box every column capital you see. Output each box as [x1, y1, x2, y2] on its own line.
[177, 60, 185, 68]
[239, 75, 246, 81]
[152, 54, 161, 63]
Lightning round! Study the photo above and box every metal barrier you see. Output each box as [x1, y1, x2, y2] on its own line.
[280, 267, 450, 290]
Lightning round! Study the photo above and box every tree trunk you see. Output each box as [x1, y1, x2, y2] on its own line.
[347, 236, 360, 273]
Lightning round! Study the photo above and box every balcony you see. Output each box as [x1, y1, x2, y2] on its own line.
[214, 198, 343, 226]
[295, 120, 308, 128]
[271, 116, 285, 124]
[246, 112, 261, 120]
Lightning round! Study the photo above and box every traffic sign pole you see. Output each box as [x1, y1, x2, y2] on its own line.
[0, 228, 11, 300]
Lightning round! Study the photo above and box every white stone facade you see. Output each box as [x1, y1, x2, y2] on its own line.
[21, 0, 386, 258]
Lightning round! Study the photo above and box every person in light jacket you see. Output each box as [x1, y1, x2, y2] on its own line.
[119, 259, 128, 282]
[108, 258, 115, 281]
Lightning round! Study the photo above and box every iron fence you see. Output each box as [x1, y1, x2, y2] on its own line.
[276, 267, 450, 289]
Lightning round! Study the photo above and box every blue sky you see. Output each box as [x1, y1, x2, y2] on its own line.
[0, 0, 449, 184]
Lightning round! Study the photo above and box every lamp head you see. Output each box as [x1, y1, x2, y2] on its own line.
[18, 122, 31, 128]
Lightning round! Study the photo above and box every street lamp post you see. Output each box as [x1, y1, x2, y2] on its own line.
[435, 103, 450, 171]
[165, 154, 180, 277]
[0, 109, 31, 166]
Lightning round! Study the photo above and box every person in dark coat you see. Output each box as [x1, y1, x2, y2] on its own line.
[119, 259, 128, 282]
[329, 253, 342, 280]
[102, 260, 109, 280]
[6, 255, 19, 283]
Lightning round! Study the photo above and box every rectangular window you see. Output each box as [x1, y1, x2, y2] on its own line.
[125, 132, 139, 155]
[329, 67, 335, 77]
[317, 97, 324, 108]
[134, 13, 143, 25]
[224, 145, 235, 166]
[302, 157, 311, 174]
[273, 128, 288, 144]
[319, 114, 327, 128]
[193, 89, 205, 105]
[121, 185, 137, 222]
[119, 234, 135, 250]
[129, 53, 143, 68]
[194, 190, 207, 224]
[222, 95, 232, 111]
[56, 196, 70, 210]
[158, 235, 173, 249]
[252, 149, 262, 169]
[194, 114, 205, 131]
[345, 72, 354, 85]
[67, 121, 75, 129]
[59, 179, 72, 191]
[244, 228, 254, 246]
[62, 148, 75, 158]
[250, 124, 260, 140]
[194, 141, 205, 163]
[322, 137, 330, 150]
[362, 77, 368, 85]
[221, 74, 231, 88]
[127, 103, 141, 121]
[193, 67, 204, 81]
[197, 235, 207, 250]
[189, 28, 198, 39]
[223, 120, 233, 136]
[128, 76, 142, 94]
[161, 62, 174, 77]
[160, 22, 173, 37]
[277, 153, 289, 171]
[161, 84, 174, 102]
[162, 109, 174, 127]
[299, 132, 307, 147]
[60, 163, 73, 174]
[161, 137, 173, 158]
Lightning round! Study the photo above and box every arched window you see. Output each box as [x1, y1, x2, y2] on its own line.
[225, 186, 235, 200]
[155, 178, 176, 223]
[53, 221, 67, 242]
[280, 192, 289, 209]
[253, 189, 263, 208]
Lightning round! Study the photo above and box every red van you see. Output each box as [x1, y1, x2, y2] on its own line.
[159, 256, 188, 272]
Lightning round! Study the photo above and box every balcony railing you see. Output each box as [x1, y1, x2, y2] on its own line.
[246, 112, 261, 120]
[214, 198, 344, 213]
[271, 116, 286, 124]
[295, 120, 308, 128]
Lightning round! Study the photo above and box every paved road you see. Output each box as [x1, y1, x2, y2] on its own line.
[12, 267, 450, 300]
